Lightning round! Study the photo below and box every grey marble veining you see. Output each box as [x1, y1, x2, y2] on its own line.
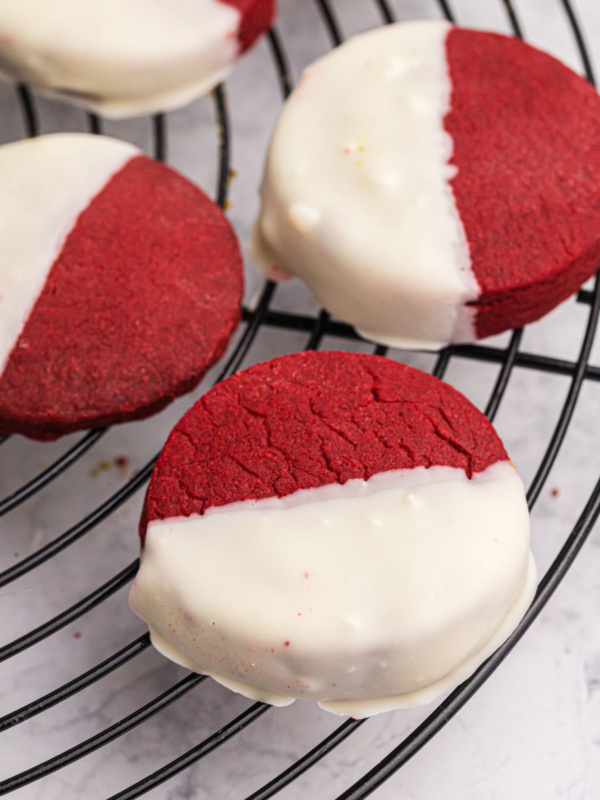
[1, 1, 600, 798]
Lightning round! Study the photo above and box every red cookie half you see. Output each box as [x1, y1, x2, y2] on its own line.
[0, 134, 243, 440]
[142, 350, 509, 540]
[131, 351, 535, 717]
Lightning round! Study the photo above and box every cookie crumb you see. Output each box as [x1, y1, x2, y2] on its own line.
[91, 460, 112, 477]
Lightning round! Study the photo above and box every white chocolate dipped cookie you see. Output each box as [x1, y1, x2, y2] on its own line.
[0, 133, 243, 439]
[130, 351, 536, 718]
[0, 0, 276, 117]
[253, 20, 600, 348]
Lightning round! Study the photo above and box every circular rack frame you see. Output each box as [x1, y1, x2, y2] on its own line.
[1, 0, 600, 798]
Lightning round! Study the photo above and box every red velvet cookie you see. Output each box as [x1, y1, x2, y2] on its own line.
[253, 20, 600, 349]
[0, 0, 276, 118]
[141, 350, 509, 539]
[130, 351, 536, 717]
[0, 133, 243, 440]
[446, 26, 600, 339]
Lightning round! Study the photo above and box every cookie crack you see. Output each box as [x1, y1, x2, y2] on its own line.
[423, 412, 474, 476]
[308, 400, 358, 450]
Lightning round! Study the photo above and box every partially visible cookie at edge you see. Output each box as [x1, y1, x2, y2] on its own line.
[0, 0, 276, 118]
[0, 133, 243, 440]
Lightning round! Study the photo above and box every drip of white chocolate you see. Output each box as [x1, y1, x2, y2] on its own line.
[129, 462, 536, 718]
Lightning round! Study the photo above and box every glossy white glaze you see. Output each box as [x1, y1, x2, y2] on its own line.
[0, 133, 138, 375]
[252, 20, 478, 349]
[129, 462, 535, 717]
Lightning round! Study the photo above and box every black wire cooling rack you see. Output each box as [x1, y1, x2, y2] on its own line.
[1, 1, 600, 798]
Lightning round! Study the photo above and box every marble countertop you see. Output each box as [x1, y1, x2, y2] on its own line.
[1, 1, 600, 798]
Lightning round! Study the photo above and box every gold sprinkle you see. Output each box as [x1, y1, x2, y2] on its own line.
[90, 460, 111, 477]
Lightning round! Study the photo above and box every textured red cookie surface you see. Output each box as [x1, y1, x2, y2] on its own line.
[445, 28, 600, 339]
[141, 351, 508, 543]
[0, 156, 243, 440]
[221, 0, 276, 52]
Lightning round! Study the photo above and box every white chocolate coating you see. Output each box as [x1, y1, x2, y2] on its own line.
[0, 133, 138, 376]
[0, 0, 240, 118]
[129, 462, 536, 718]
[252, 20, 478, 350]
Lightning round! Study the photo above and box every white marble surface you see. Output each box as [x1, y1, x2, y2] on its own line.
[1, 1, 600, 798]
